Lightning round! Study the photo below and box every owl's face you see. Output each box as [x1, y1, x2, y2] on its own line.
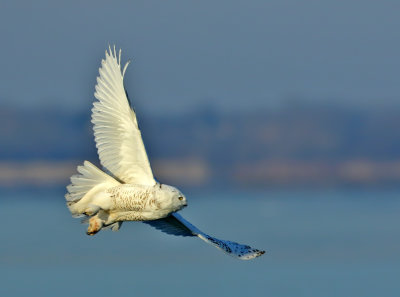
[156, 184, 188, 213]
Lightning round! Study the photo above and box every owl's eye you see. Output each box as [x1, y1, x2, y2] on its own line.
[178, 196, 184, 201]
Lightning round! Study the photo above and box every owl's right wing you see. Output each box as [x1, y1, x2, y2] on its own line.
[144, 213, 265, 260]
[92, 46, 155, 186]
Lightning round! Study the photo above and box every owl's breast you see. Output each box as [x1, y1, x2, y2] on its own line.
[107, 184, 155, 212]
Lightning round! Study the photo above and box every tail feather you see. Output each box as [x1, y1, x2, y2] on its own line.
[65, 161, 119, 217]
[66, 161, 117, 202]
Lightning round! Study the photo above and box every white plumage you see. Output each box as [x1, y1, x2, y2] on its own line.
[65, 46, 265, 260]
[92, 49, 155, 186]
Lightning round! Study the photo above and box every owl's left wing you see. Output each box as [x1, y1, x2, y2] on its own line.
[143, 213, 265, 260]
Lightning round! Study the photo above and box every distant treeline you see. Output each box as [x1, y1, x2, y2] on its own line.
[2, 105, 399, 162]
[1, 105, 400, 187]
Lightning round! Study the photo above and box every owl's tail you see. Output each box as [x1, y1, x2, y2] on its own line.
[65, 161, 120, 218]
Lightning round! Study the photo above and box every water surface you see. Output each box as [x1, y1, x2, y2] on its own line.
[0, 188, 399, 297]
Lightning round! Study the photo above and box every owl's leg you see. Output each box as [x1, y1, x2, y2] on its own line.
[83, 204, 100, 216]
[87, 215, 103, 236]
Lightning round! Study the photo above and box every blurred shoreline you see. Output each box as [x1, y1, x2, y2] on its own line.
[2, 159, 400, 189]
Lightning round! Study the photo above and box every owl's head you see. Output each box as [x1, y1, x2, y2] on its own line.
[157, 183, 187, 212]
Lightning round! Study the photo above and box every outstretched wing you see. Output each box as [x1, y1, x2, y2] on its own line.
[92, 46, 155, 185]
[144, 213, 265, 260]
[143, 213, 196, 237]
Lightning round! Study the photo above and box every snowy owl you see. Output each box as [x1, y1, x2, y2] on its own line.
[65, 46, 265, 260]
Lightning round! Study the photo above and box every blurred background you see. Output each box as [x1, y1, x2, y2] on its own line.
[1, 1, 399, 296]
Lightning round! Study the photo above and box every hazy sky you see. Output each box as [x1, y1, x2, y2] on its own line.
[1, 0, 399, 114]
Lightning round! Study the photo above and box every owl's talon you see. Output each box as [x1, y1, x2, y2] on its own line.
[87, 216, 103, 235]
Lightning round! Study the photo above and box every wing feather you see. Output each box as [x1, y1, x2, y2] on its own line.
[143, 214, 196, 237]
[145, 213, 265, 260]
[92, 46, 155, 185]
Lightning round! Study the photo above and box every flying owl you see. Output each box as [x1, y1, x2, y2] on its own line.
[65, 46, 265, 260]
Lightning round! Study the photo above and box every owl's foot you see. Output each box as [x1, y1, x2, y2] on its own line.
[87, 216, 103, 236]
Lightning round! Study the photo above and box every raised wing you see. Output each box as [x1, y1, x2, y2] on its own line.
[144, 213, 265, 260]
[92, 46, 155, 185]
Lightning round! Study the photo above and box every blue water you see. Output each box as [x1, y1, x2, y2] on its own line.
[0, 188, 399, 297]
